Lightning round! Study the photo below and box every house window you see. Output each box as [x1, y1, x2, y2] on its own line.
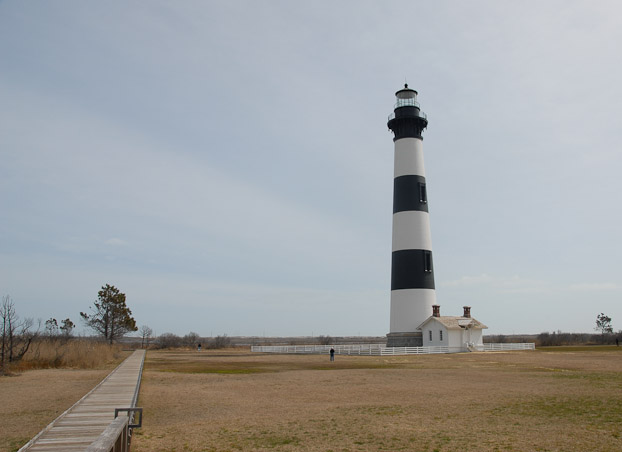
[423, 251, 433, 273]
[429, 330, 432, 341]
[439, 330, 443, 341]
[419, 183, 427, 203]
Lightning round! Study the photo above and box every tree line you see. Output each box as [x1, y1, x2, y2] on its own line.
[1, 284, 139, 374]
[1, 284, 235, 374]
[2, 285, 619, 374]
[487, 313, 620, 347]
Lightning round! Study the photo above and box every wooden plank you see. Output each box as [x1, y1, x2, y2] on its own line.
[18, 349, 145, 452]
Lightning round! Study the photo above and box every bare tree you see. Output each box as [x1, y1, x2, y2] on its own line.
[139, 325, 153, 349]
[183, 332, 200, 348]
[1, 295, 40, 373]
[157, 333, 182, 348]
[209, 334, 231, 349]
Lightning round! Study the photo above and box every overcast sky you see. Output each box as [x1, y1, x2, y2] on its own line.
[1, 1, 621, 337]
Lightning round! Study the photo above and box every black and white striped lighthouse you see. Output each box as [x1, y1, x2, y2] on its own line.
[386, 85, 436, 347]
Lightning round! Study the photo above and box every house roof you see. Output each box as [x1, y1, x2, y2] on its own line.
[417, 316, 488, 331]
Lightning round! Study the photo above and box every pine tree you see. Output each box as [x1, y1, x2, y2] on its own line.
[81, 284, 137, 344]
[595, 313, 613, 334]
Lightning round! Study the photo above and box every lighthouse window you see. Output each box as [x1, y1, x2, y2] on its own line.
[419, 183, 427, 203]
[423, 251, 433, 272]
[439, 330, 443, 341]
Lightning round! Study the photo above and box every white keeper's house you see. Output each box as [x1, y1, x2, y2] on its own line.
[418, 305, 487, 352]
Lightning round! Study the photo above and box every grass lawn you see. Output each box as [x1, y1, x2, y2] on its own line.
[131, 346, 622, 452]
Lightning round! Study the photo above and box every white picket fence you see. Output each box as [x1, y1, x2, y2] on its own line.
[252, 344, 386, 355]
[251, 343, 535, 356]
[481, 342, 536, 351]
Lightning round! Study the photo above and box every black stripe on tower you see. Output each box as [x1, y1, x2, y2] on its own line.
[391, 249, 435, 290]
[393, 175, 428, 213]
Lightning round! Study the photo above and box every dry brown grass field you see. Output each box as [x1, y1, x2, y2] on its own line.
[130, 347, 622, 452]
[2, 347, 621, 452]
[0, 346, 129, 452]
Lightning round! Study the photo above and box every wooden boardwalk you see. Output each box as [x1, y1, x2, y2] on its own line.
[18, 349, 145, 452]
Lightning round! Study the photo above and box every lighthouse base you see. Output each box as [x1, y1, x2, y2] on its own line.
[386, 331, 423, 347]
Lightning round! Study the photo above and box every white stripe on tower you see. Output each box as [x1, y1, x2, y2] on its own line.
[387, 85, 436, 345]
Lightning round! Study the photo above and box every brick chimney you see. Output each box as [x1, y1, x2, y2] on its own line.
[463, 306, 471, 318]
[432, 305, 440, 317]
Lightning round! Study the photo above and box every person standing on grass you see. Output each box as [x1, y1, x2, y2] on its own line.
[330, 347, 335, 362]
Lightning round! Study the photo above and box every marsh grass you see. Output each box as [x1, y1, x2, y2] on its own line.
[9, 338, 124, 372]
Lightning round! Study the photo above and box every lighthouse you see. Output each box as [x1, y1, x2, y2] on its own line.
[386, 85, 436, 347]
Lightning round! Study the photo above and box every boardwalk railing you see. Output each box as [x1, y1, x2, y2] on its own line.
[85, 416, 129, 452]
[251, 343, 535, 355]
[83, 353, 145, 452]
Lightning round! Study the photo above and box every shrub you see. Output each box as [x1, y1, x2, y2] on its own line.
[208, 334, 231, 349]
[157, 333, 183, 349]
[183, 332, 200, 347]
[535, 331, 615, 346]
